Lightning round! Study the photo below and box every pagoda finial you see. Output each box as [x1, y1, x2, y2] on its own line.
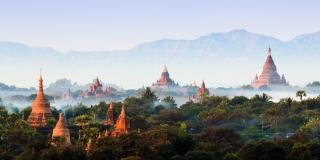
[163, 64, 168, 72]
[267, 46, 271, 55]
[121, 104, 125, 117]
[38, 71, 44, 95]
[201, 80, 206, 88]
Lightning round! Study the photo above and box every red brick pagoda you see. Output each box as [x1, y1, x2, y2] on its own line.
[152, 65, 178, 88]
[52, 113, 71, 146]
[197, 80, 209, 97]
[251, 47, 288, 88]
[104, 100, 114, 126]
[111, 104, 130, 137]
[27, 75, 54, 128]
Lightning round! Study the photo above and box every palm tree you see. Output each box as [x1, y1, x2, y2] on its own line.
[296, 90, 307, 101]
[141, 87, 158, 102]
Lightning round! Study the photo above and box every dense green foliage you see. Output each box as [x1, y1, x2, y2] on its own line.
[1, 89, 320, 160]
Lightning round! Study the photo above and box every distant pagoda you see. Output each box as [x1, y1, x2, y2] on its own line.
[251, 47, 288, 89]
[197, 80, 209, 97]
[152, 65, 178, 88]
[111, 104, 130, 137]
[103, 100, 114, 126]
[27, 75, 54, 128]
[82, 77, 104, 97]
[52, 113, 71, 146]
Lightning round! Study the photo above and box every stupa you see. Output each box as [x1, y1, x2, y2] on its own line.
[251, 47, 288, 88]
[111, 104, 130, 137]
[27, 74, 54, 128]
[197, 80, 209, 97]
[104, 100, 114, 126]
[52, 113, 71, 146]
[152, 65, 178, 88]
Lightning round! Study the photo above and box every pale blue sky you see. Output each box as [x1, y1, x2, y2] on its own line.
[0, 0, 320, 52]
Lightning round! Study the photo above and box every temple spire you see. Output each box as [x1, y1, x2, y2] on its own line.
[27, 74, 53, 128]
[104, 99, 114, 126]
[267, 46, 271, 55]
[163, 64, 168, 72]
[111, 104, 130, 137]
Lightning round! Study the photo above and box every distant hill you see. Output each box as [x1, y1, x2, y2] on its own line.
[0, 82, 35, 92]
[1, 29, 320, 88]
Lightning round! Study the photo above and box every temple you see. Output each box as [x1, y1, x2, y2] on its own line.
[111, 104, 130, 137]
[62, 88, 73, 101]
[82, 77, 104, 97]
[197, 80, 209, 97]
[152, 65, 179, 88]
[103, 100, 114, 126]
[27, 75, 54, 128]
[251, 48, 288, 89]
[52, 113, 71, 146]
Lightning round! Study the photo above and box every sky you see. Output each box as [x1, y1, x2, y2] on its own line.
[0, 0, 320, 52]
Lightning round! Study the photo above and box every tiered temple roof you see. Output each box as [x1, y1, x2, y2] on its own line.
[52, 113, 71, 146]
[111, 104, 130, 137]
[104, 100, 114, 126]
[251, 48, 288, 88]
[152, 65, 178, 88]
[27, 75, 53, 128]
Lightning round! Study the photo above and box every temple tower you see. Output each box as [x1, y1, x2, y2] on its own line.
[104, 100, 114, 126]
[111, 104, 130, 137]
[197, 80, 209, 97]
[251, 47, 288, 88]
[152, 65, 178, 88]
[52, 113, 71, 146]
[27, 75, 53, 128]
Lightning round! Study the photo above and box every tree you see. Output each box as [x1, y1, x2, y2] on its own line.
[75, 115, 92, 140]
[184, 151, 214, 160]
[141, 87, 158, 102]
[239, 140, 286, 160]
[296, 90, 307, 101]
[197, 127, 241, 153]
[299, 117, 320, 136]
[289, 143, 311, 160]
[162, 96, 177, 108]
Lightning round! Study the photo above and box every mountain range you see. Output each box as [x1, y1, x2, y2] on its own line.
[1, 29, 320, 89]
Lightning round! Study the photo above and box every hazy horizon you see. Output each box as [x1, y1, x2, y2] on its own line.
[1, 0, 320, 52]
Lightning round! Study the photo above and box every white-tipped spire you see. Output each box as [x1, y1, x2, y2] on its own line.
[163, 64, 168, 72]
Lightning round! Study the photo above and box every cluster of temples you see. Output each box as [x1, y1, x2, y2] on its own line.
[27, 75, 130, 147]
[251, 47, 289, 89]
[62, 77, 113, 101]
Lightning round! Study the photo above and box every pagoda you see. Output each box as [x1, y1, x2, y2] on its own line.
[197, 80, 209, 97]
[152, 65, 178, 88]
[27, 75, 54, 128]
[103, 100, 114, 126]
[251, 48, 288, 88]
[111, 104, 130, 137]
[52, 113, 71, 146]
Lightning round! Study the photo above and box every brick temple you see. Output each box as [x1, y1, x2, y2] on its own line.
[251, 47, 288, 88]
[27, 75, 54, 128]
[152, 65, 179, 88]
